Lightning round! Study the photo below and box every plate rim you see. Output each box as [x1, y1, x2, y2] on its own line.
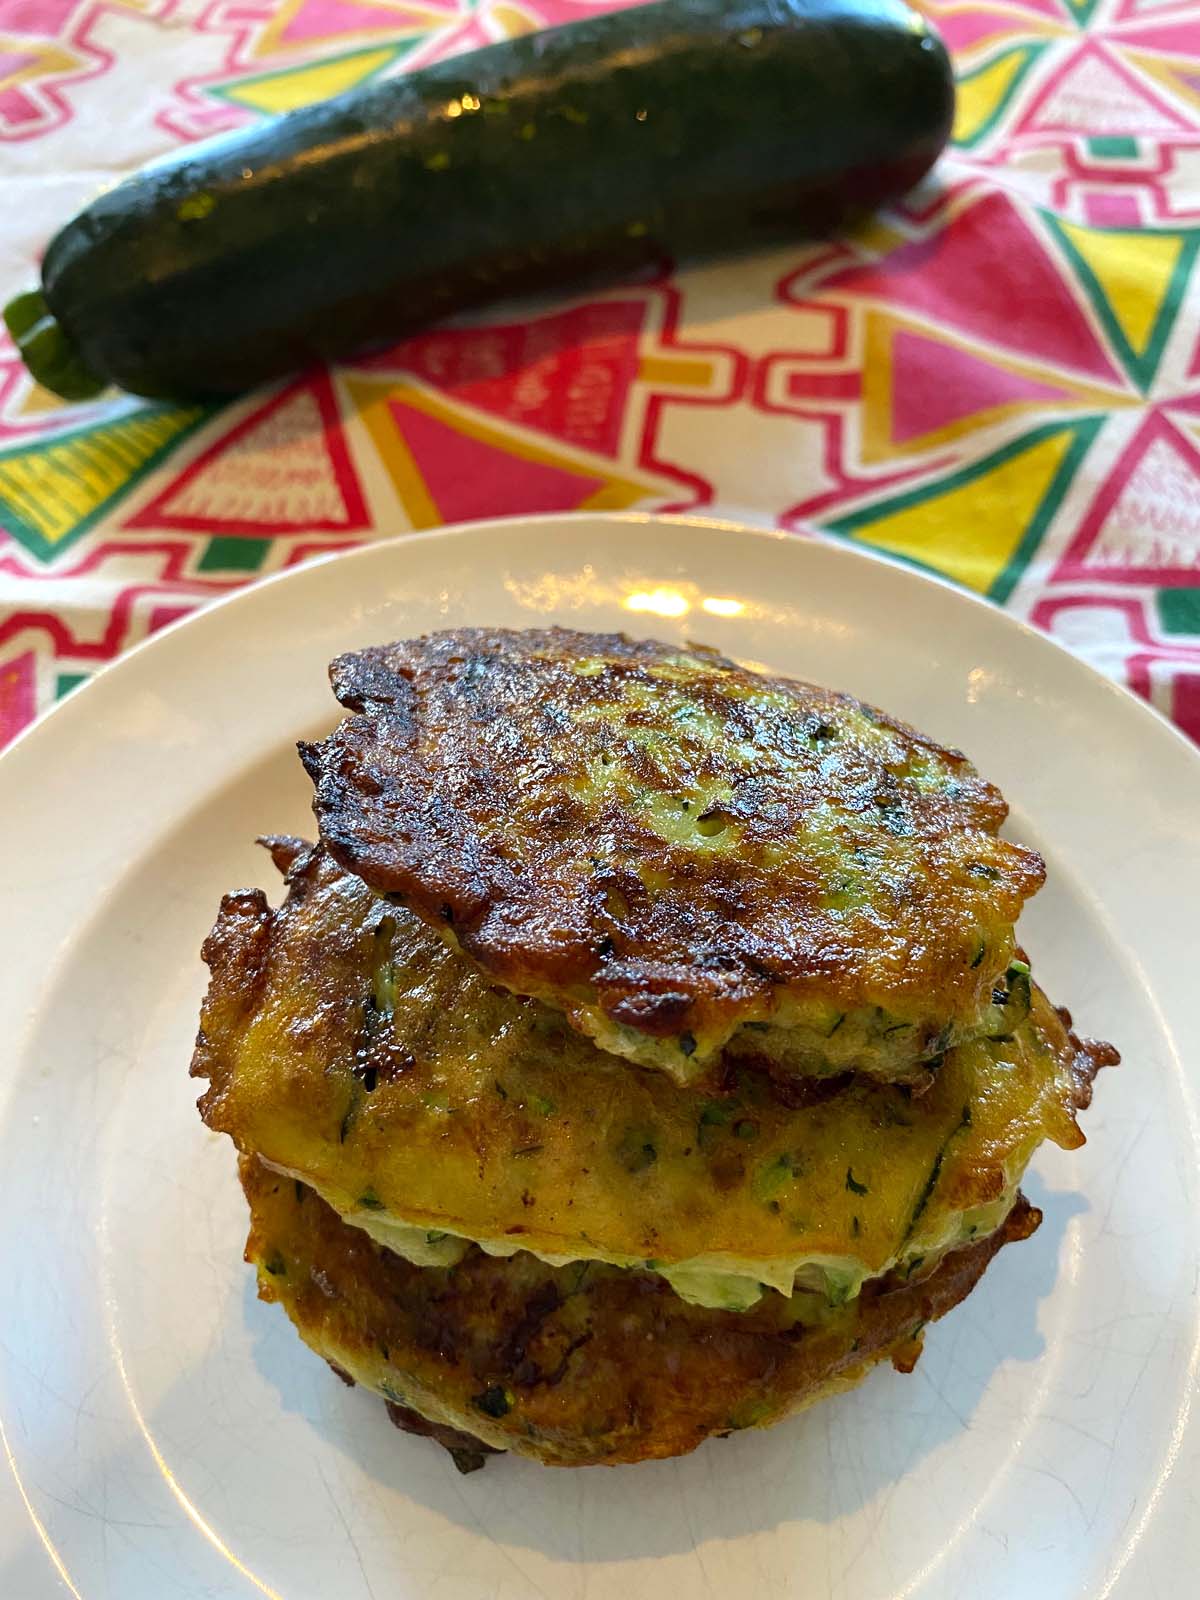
[1, 509, 1198, 1599]
[2, 510, 1198, 780]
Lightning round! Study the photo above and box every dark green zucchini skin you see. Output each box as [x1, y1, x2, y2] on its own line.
[25, 0, 953, 399]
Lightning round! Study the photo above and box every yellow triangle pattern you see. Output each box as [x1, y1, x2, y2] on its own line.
[954, 48, 1036, 146]
[218, 46, 399, 114]
[1124, 50, 1200, 120]
[344, 377, 658, 529]
[923, 1, 1067, 60]
[859, 312, 1131, 464]
[1057, 219, 1186, 359]
[254, 0, 446, 59]
[852, 429, 1076, 593]
[490, 3, 538, 38]
[0, 37, 80, 92]
[12, 379, 73, 419]
[0, 407, 203, 551]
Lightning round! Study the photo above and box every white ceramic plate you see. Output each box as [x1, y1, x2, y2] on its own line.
[1, 512, 1197, 1600]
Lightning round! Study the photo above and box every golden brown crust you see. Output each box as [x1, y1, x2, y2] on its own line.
[301, 628, 1045, 1075]
[242, 1156, 1042, 1468]
[192, 843, 1100, 1284]
[1054, 1003, 1121, 1116]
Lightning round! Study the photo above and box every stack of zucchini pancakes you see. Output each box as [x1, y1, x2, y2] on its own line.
[192, 628, 1116, 1472]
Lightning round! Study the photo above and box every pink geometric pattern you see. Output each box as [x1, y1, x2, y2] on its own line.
[3, 0, 1200, 749]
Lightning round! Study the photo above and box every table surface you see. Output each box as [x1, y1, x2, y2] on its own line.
[1, 0, 1199, 751]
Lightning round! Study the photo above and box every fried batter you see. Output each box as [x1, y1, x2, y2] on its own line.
[242, 1155, 1043, 1468]
[301, 628, 1045, 1083]
[193, 841, 1108, 1312]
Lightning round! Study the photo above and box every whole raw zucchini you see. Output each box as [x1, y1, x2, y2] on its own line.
[5, 0, 954, 400]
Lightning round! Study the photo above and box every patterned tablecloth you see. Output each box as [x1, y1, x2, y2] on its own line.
[2, 0, 1199, 750]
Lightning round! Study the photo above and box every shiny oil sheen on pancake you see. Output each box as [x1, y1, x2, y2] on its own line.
[300, 628, 1046, 1084]
[192, 842, 1102, 1311]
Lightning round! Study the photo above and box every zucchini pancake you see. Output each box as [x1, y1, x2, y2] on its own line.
[192, 628, 1116, 1471]
[303, 629, 1046, 1086]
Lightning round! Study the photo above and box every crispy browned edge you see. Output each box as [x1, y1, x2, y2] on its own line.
[189, 839, 1114, 1181]
[298, 628, 1046, 1053]
[198, 834, 1117, 1472]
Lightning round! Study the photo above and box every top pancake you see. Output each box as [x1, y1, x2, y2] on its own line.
[302, 628, 1045, 1085]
